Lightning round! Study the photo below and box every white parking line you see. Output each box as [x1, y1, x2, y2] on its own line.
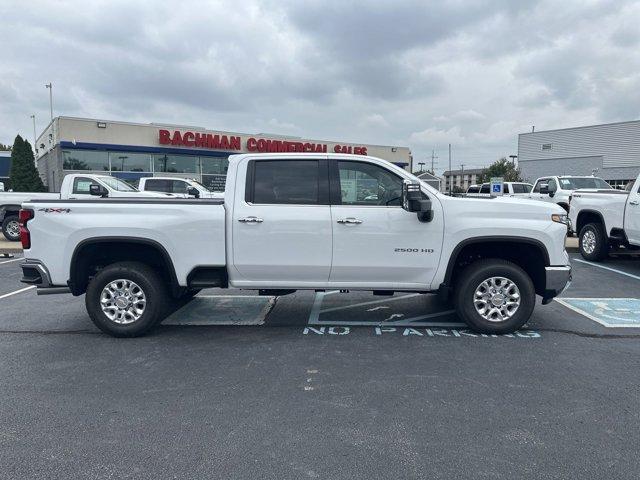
[573, 258, 640, 281]
[0, 285, 35, 300]
[0, 258, 22, 265]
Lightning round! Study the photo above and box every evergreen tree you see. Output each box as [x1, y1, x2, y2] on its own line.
[9, 135, 46, 192]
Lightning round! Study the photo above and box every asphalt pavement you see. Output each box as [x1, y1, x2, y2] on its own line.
[1, 253, 639, 479]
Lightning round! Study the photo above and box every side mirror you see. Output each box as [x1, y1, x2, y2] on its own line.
[89, 184, 108, 197]
[402, 180, 433, 222]
[187, 186, 200, 198]
[539, 184, 549, 195]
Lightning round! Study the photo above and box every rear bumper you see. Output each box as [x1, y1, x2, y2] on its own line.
[542, 265, 572, 304]
[21, 260, 71, 295]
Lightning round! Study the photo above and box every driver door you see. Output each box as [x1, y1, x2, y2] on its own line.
[328, 159, 443, 288]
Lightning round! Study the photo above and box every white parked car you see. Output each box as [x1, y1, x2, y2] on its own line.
[0, 173, 170, 241]
[138, 176, 224, 199]
[466, 182, 533, 197]
[569, 174, 640, 261]
[529, 175, 612, 212]
[20, 153, 571, 337]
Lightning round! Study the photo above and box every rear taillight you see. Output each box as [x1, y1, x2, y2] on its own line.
[19, 209, 34, 249]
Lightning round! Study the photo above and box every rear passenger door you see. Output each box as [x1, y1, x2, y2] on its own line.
[232, 157, 333, 284]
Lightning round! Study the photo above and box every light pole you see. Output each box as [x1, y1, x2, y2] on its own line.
[30, 114, 37, 154]
[418, 162, 425, 173]
[45, 83, 53, 121]
[509, 154, 517, 165]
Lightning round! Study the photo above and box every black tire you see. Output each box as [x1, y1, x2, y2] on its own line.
[579, 223, 608, 261]
[2, 215, 20, 242]
[454, 259, 536, 334]
[85, 261, 169, 337]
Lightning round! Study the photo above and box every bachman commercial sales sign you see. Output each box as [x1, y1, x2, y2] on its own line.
[158, 129, 369, 155]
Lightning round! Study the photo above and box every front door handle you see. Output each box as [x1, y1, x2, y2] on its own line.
[630, 201, 639, 206]
[337, 217, 363, 225]
[238, 216, 263, 223]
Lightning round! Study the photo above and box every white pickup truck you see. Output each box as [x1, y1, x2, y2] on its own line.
[1, 174, 170, 241]
[19, 153, 571, 337]
[137, 176, 224, 199]
[568, 174, 640, 260]
[529, 175, 612, 212]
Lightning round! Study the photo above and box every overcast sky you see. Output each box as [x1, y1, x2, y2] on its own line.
[1, 0, 639, 173]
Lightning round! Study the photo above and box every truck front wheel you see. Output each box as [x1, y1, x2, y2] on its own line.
[85, 261, 169, 337]
[579, 223, 608, 261]
[454, 259, 535, 334]
[2, 215, 20, 242]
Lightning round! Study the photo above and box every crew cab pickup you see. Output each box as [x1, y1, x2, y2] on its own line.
[1, 174, 170, 241]
[568, 174, 640, 261]
[137, 176, 224, 199]
[19, 153, 571, 337]
[529, 175, 612, 212]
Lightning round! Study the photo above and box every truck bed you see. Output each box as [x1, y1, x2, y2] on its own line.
[21, 198, 226, 287]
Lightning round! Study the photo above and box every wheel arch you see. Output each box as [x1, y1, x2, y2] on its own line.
[442, 236, 550, 297]
[575, 209, 606, 236]
[69, 237, 180, 297]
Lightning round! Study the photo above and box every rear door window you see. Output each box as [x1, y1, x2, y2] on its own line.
[144, 179, 171, 193]
[480, 184, 490, 194]
[249, 160, 320, 205]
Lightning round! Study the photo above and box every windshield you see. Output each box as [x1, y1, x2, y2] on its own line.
[558, 177, 611, 190]
[98, 176, 138, 192]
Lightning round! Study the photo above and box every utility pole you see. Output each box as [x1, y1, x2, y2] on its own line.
[30, 114, 37, 155]
[448, 144, 452, 195]
[45, 83, 53, 121]
[460, 164, 465, 191]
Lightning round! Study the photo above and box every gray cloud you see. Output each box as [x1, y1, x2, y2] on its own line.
[0, 0, 638, 172]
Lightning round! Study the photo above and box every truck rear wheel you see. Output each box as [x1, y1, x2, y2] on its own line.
[579, 223, 608, 261]
[85, 261, 169, 337]
[2, 215, 20, 242]
[454, 259, 535, 334]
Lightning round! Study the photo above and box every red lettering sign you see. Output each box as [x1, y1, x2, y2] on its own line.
[159, 130, 366, 155]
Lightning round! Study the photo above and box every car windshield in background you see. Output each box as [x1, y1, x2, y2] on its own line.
[559, 177, 611, 190]
[99, 176, 138, 192]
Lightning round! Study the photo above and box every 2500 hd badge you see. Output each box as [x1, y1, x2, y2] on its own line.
[395, 248, 435, 253]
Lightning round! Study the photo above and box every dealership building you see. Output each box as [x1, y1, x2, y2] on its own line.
[518, 120, 640, 189]
[35, 117, 412, 192]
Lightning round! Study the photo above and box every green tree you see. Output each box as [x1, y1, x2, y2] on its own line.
[477, 157, 523, 183]
[9, 135, 46, 192]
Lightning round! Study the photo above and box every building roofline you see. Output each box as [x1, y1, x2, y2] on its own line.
[519, 118, 640, 137]
[53, 116, 411, 151]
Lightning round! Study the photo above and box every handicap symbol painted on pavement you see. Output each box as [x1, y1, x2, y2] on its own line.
[556, 298, 640, 327]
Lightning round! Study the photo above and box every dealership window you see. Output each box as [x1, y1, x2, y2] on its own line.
[337, 161, 402, 206]
[109, 152, 151, 172]
[153, 154, 198, 174]
[62, 150, 109, 171]
[201, 157, 229, 175]
[251, 160, 319, 205]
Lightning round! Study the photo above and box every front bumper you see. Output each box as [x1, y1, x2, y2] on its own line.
[542, 265, 572, 304]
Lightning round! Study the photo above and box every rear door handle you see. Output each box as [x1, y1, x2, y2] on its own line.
[238, 216, 263, 223]
[630, 201, 639, 206]
[337, 217, 363, 224]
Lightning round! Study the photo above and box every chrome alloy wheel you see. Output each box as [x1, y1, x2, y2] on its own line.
[582, 230, 596, 254]
[473, 276, 521, 322]
[6, 220, 19, 239]
[100, 279, 147, 324]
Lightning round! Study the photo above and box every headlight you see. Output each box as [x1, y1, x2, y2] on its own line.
[551, 213, 569, 225]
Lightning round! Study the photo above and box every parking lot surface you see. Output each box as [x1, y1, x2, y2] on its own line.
[1, 253, 640, 478]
